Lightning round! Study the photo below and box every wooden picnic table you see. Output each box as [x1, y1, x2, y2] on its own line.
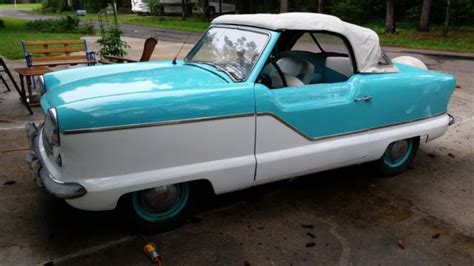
[14, 66, 52, 108]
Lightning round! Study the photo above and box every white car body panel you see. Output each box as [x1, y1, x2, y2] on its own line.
[45, 113, 450, 211]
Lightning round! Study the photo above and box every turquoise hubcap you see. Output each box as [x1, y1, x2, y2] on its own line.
[132, 183, 189, 222]
[383, 139, 413, 168]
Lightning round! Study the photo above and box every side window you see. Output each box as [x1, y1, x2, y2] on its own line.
[313, 33, 354, 82]
[312, 33, 350, 56]
[291, 33, 322, 53]
[259, 31, 355, 89]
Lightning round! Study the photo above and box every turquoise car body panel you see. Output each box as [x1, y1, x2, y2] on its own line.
[255, 63, 455, 139]
[40, 26, 455, 138]
[43, 60, 255, 132]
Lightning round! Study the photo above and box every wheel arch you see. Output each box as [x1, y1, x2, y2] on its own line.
[115, 178, 216, 209]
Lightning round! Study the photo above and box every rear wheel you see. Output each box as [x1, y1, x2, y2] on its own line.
[376, 137, 419, 177]
[119, 182, 198, 234]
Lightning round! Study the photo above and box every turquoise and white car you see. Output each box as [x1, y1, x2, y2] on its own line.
[25, 13, 455, 233]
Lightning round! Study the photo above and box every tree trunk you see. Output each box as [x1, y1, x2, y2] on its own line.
[317, 0, 326, 13]
[264, 0, 270, 12]
[181, 0, 186, 19]
[443, 0, 451, 37]
[236, 0, 249, 14]
[202, 0, 209, 20]
[280, 0, 288, 13]
[418, 0, 432, 32]
[385, 0, 396, 33]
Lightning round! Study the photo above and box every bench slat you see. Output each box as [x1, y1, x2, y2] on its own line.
[28, 47, 86, 54]
[25, 40, 84, 46]
[32, 61, 96, 67]
[31, 55, 88, 62]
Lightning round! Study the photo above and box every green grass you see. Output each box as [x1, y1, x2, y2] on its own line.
[0, 3, 41, 10]
[41, 11, 210, 32]
[368, 24, 474, 52]
[115, 14, 209, 32]
[30, 9, 474, 52]
[0, 17, 83, 60]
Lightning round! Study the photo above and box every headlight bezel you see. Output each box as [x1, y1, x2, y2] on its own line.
[42, 108, 60, 155]
[35, 75, 46, 96]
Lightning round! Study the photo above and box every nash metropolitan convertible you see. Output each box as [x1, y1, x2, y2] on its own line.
[25, 13, 455, 233]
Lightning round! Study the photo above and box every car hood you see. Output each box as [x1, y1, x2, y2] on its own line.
[40, 61, 255, 133]
[43, 61, 229, 107]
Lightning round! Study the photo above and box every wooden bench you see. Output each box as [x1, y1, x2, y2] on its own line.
[21, 40, 96, 67]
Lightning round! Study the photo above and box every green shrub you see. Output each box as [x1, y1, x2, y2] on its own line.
[148, 0, 163, 16]
[82, 19, 96, 35]
[41, 0, 72, 12]
[0, 20, 4, 29]
[26, 15, 93, 34]
[97, 25, 129, 58]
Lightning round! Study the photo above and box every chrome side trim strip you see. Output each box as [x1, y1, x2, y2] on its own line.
[62, 113, 255, 135]
[257, 112, 447, 141]
[63, 111, 447, 140]
[257, 112, 362, 141]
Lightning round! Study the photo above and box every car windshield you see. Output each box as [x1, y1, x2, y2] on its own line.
[185, 27, 269, 81]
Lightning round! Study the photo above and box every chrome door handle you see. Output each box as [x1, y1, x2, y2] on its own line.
[354, 96, 372, 102]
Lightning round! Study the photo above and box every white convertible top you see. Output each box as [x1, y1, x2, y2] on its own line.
[212, 13, 398, 73]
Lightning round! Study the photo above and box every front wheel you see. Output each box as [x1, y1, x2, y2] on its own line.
[375, 137, 420, 177]
[119, 182, 198, 234]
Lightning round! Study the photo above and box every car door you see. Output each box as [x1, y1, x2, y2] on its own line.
[253, 31, 371, 184]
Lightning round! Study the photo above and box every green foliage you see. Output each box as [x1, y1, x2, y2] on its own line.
[26, 15, 78, 32]
[97, 11, 129, 58]
[0, 20, 4, 29]
[0, 17, 83, 59]
[97, 26, 129, 58]
[82, 19, 96, 35]
[147, 0, 163, 16]
[26, 15, 94, 34]
[41, 0, 72, 12]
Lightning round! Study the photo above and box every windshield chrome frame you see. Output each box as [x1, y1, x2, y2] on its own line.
[184, 25, 272, 83]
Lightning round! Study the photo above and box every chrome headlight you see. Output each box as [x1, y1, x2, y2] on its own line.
[35, 75, 45, 96]
[42, 108, 60, 155]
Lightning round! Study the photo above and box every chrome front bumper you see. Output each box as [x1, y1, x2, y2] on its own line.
[25, 122, 87, 199]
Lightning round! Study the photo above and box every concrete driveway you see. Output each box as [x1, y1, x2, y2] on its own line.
[0, 50, 473, 265]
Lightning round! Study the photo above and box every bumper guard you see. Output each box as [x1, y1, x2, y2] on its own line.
[448, 113, 455, 126]
[24, 122, 87, 199]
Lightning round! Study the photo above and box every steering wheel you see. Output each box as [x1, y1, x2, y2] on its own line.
[270, 60, 288, 87]
[259, 59, 288, 88]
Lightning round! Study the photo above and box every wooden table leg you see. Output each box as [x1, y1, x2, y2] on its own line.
[26, 76, 32, 103]
[17, 73, 34, 115]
